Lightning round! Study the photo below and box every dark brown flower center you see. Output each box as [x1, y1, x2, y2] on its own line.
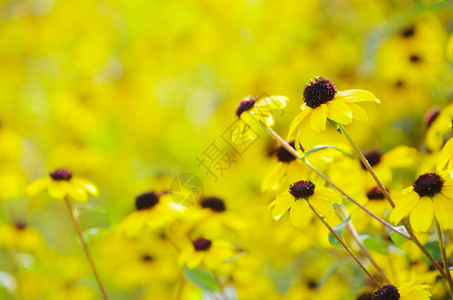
[371, 285, 400, 300]
[303, 77, 337, 109]
[366, 187, 386, 201]
[401, 26, 415, 38]
[424, 107, 441, 128]
[357, 293, 372, 300]
[49, 169, 72, 181]
[193, 238, 212, 251]
[200, 197, 226, 212]
[236, 96, 257, 117]
[141, 254, 153, 262]
[14, 221, 27, 230]
[135, 192, 160, 210]
[276, 141, 297, 163]
[289, 180, 315, 199]
[409, 54, 421, 63]
[360, 150, 383, 170]
[413, 173, 444, 197]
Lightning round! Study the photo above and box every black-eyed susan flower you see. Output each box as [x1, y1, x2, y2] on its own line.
[268, 180, 341, 228]
[178, 237, 235, 270]
[236, 95, 288, 126]
[370, 282, 430, 300]
[26, 168, 98, 202]
[425, 104, 453, 151]
[0, 221, 46, 254]
[287, 77, 380, 149]
[120, 191, 181, 237]
[390, 172, 453, 232]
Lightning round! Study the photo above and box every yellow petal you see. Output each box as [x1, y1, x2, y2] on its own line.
[347, 102, 368, 121]
[389, 192, 419, 224]
[287, 106, 312, 139]
[290, 199, 310, 228]
[71, 177, 99, 197]
[336, 89, 380, 103]
[410, 197, 433, 232]
[310, 197, 335, 217]
[270, 192, 294, 220]
[326, 100, 353, 124]
[296, 117, 317, 150]
[286, 162, 307, 183]
[310, 104, 328, 132]
[437, 138, 453, 171]
[26, 177, 50, 198]
[261, 163, 286, 191]
[67, 186, 88, 202]
[434, 194, 453, 229]
[314, 187, 342, 204]
[47, 181, 68, 200]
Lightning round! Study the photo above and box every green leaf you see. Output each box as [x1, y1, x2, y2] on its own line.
[75, 203, 107, 214]
[82, 227, 108, 243]
[360, 234, 388, 255]
[389, 226, 410, 246]
[423, 240, 442, 263]
[328, 216, 351, 249]
[332, 196, 346, 209]
[449, 266, 453, 271]
[183, 266, 220, 292]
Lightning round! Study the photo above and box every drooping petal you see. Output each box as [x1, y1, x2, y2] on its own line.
[67, 185, 88, 202]
[26, 177, 50, 198]
[309, 197, 335, 217]
[255, 96, 288, 110]
[336, 89, 380, 103]
[71, 177, 99, 197]
[437, 138, 453, 171]
[270, 192, 294, 220]
[433, 194, 453, 229]
[410, 197, 434, 232]
[326, 100, 353, 125]
[313, 187, 342, 204]
[47, 181, 68, 200]
[289, 199, 311, 228]
[347, 102, 368, 121]
[389, 191, 419, 224]
[296, 117, 318, 150]
[261, 163, 286, 191]
[288, 105, 312, 139]
[310, 104, 328, 132]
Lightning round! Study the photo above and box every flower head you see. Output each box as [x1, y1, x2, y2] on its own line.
[390, 172, 453, 232]
[26, 168, 98, 202]
[178, 237, 235, 270]
[288, 76, 380, 149]
[268, 180, 341, 228]
[236, 95, 288, 127]
[370, 282, 430, 300]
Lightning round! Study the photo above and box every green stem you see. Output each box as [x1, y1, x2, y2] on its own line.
[64, 197, 110, 300]
[435, 218, 453, 298]
[308, 203, 382, 288]
[337, 124, 447, 278]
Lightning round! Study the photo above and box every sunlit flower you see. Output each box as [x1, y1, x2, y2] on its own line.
[425, 103, 453, 151]
[178, 237, 236, 270]
[236, 95, 288, 126]
[268, 180, 341, 228]
[288, 77, 380, 148]
[390, 172, 453, 232]
[370, 282, 430, 300]
[26, 168, 98, 202]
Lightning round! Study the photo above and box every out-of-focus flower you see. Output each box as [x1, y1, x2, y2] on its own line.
[236, 95, 288, 127]
[120, 191, 181, 237]
[390, 172, 453, 232]
[26, 168, 98, 202]
[0, 222, 46, 254]
[178, 237, 235, 270]
[268, 180, 341, 228]
[437, 137, 453, 175]
[425, 104, 453, 151]
[288, 77, 379, 148]
[370, 282, 430, 300]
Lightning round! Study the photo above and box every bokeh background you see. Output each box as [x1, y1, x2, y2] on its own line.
[0, 0, 453, 299]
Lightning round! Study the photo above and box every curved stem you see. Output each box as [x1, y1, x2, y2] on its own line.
[64, 197, 109, 300]
[264, 126, 410, 240]
[337, 124, 446, 278]
[308, 203, 382, 288]
[435, 218, 453, 298]
[337, 206, 391, 284]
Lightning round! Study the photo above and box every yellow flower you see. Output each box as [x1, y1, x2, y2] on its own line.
[0, 222, 46, 254]
[26, 168, 98, 202]
[178, 237, 236, 270]
[437, 137, 453, 175]
[120, 191, 181, 237]
[370, 282, 431, 300]
[236, 95, 288, 127]
[390, 172, 453, 232]
[268, 180, 341, 228]
[288, 77, 379, 149]
[425, 103, 453, 151]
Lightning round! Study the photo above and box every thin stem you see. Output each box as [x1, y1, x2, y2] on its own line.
[337, 206, 391, 284]
[64, 197, 109, 300]
[308, 203, 382, 288]
[338, 124, 446, 278]
[264, 126, 410, 240]
[435, 218, 453, 298]
[214, 272, 228, 300]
